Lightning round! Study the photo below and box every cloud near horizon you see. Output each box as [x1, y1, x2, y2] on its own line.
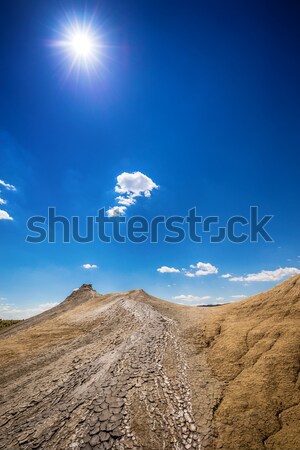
[184, 262, 218, 278]
[82, 264, 98, 269]
[0, 301, 59, 320]
[172, 294, 211, 302]
[157, 261, 218, 278]
[229, 267, 300, 282]
[157, 266, 180, 273]
[106, 171, 158, 216]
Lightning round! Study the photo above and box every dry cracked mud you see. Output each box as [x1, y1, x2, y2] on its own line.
[0, 276, 299, 450]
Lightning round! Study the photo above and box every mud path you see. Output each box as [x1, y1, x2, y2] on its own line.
[0, 295, 201, 450]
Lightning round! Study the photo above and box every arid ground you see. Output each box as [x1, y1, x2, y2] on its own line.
[0, 275, 299, 450]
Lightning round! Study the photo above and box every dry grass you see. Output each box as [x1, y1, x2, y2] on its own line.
[0, 319, 22, 330]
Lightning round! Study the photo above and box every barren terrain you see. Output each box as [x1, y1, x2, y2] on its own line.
[0, 276, 299, 450]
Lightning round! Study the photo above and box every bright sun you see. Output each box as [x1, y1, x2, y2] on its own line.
[68, 31, 95, 58]
[51, 17, 104, 76]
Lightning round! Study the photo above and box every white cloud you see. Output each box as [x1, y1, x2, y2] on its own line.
[157, 266, 180, 273]
[106, 206, 127, 217]
[115, 196, 136, 206]
[158, 261, 218, 278]
[0, 179, 16, 191]
[184, 272, 196, 278]
[115, 171, 158, 197]
[0, 302, 59, 320]
[221, 273, 232, 278]
[0, 179, 16, 221]
[172, 294, 211, 302]
[216, 296, 225, 301]
[184, 262, 218, 277]
[231, 294, 247, 299]
[229, 267, 300, 282]
[0, 209, 13, 220]
[107, 171, 159, 216]
[39, 302, 59, 309]
[82, 264, 98, 269]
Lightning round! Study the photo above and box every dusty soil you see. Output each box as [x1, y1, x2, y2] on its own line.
[0, 277, 299, 450]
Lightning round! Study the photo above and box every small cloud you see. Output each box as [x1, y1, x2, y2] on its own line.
[159, 261, 218, 278]
[184, 272, 195, 278]
[0, 179, 16, 191]
[221, 273, 232, 278]
[184, 262, 218, 277]
[115, 171, 158, 197]
[0, 179, 17, 221]
[172, 294, 211, 302]
[82, 264, 98, 269]
[216, 296, 225, 301]
[108, 171, 159, 215]
[229, 267, 300, 282]
[106, 206, 127, 217]
[231, 294, 247, 299]
[0, 209, 13, 221]
[157, 266, 180, 273]
[39, 302, 59, 309]
[115, 196, 136, 207]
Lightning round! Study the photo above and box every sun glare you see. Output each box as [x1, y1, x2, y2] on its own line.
[69, 31, 94, 57]
[51, 16, 105, 78]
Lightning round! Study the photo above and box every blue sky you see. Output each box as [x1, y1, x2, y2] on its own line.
[0, 0, 299, 318]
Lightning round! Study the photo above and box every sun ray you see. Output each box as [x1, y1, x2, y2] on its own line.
[49, 12, 106, 80]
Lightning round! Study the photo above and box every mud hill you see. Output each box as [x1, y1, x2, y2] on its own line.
[0, 276, 299, 450]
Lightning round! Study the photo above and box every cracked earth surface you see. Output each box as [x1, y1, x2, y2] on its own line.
[0, 288, 203, 450]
